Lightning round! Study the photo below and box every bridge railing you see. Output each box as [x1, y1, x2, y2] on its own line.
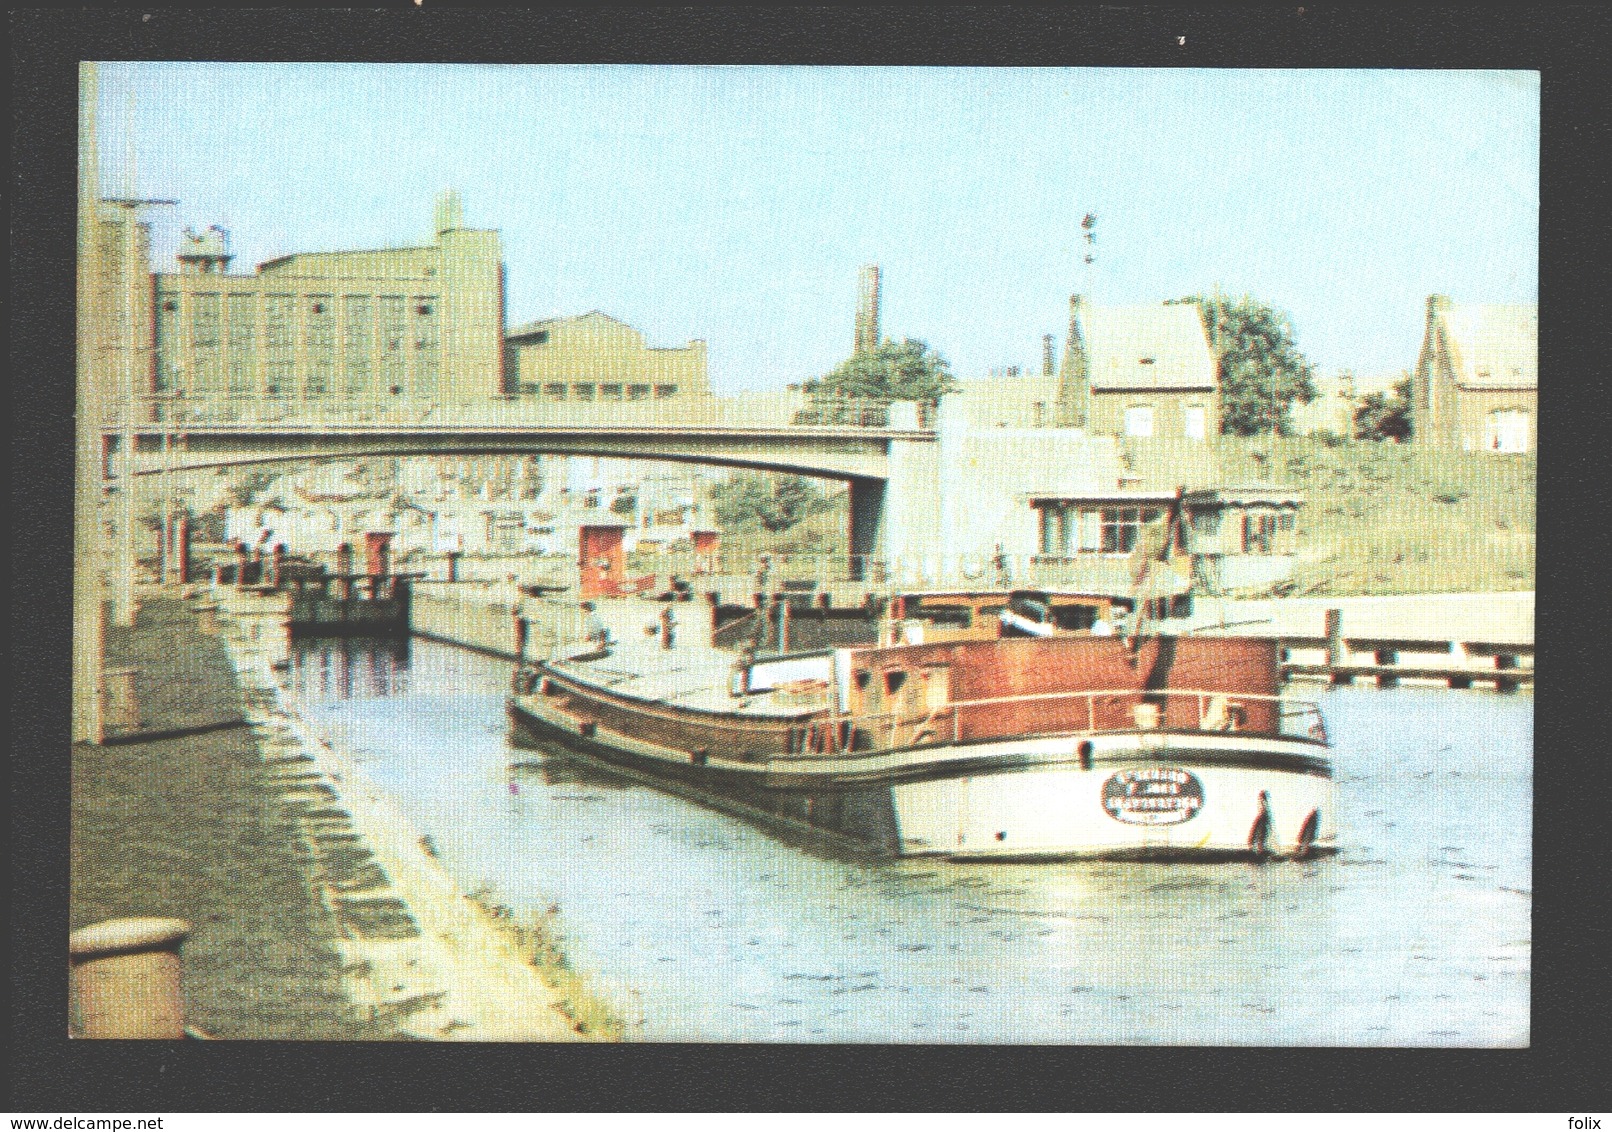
[790, 398, 935, 429]
[623, 551, 888, 591]
[105, 393, 937, 432]
[117, 397, 737, 428]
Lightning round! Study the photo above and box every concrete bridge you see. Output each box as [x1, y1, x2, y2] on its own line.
[100, 396, 1129, 594]
[109, 417, 925, 481]
[100, 407, 950, 573]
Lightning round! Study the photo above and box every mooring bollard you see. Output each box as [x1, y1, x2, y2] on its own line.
[69, 917, 192, 1038]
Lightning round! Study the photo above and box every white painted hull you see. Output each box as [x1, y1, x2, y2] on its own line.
[891, 733, 1335, 860]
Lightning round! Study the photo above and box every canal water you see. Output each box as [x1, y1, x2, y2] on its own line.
[284, 635, 1531, 1045]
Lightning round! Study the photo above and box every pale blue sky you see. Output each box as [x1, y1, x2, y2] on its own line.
[95, 64, 1538, 393]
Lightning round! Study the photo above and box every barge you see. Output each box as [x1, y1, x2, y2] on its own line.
[508, 629, 1335, 861]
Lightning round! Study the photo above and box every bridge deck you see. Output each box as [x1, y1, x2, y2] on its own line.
[111, 417, 930, 481]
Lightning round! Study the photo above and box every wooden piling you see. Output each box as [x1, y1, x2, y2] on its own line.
[1375, 648, 1400, 688]
[1325, 608, 1348, 685]
[174, 513, 191, 585]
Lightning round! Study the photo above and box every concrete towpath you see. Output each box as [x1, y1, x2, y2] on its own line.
[73, 595, 395, 1039]
[1182, 591, 1534, 646]
[75, 591, 615, 1041]
[214, 591, 615, 1040]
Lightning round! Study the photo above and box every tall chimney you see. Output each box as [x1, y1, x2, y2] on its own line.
[435, 189, 463, 237]
[855, 264, 882, 356]
[1043, 334, 1056, 377]
[1057, 295, 1090, 428]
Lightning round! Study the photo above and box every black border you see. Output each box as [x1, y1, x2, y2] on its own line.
[12, 5, 1611, 1113]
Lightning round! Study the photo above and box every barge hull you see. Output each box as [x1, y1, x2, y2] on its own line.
[509, 700, 901, 853]
[509, 696, 1336, 861]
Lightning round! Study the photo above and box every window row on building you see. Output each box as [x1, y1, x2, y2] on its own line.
[519, 381, 681, 402]
[1033, 502, 1296, 558]
[152, 287, 443, 407]
[1039, 504, 1164, 556]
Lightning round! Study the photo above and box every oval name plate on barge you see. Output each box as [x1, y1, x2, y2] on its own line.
[1101, 767, 1204, 825]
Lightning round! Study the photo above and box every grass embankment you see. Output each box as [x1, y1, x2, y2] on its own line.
[71, 597, 398, 1039]
[1216, 437, 1535, 596]
[678, 441, 1533, 597]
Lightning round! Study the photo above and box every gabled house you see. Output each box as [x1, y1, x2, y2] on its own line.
[1061, 297, 1219, 442]
[1412, 296, 1537, 454]
[954, 297, 1220, 438]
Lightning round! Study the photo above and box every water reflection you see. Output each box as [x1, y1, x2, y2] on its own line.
[288, 636, 412, 701]
[283, 635, 1531, 1046]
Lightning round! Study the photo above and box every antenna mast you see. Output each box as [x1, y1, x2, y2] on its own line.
[105, 86, 176, 626]
[1081, 212, 1097, 301]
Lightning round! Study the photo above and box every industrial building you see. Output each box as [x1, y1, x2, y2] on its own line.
[504, 311, 713, 408]
[149, 192, 505, 420]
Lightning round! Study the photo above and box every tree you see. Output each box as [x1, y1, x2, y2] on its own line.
[804, 337, 958, 405]
[712, 473, 830, 533]
[1174, 294, 1318, 436]
[1354, 375, 1414, 442]
[226, 468, 281, 508]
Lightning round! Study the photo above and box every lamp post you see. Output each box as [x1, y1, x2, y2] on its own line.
[104, 82, 175, 626]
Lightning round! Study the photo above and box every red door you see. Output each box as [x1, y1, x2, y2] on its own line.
[579, 525, 625, 598]
[691, 530, 720, 575]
